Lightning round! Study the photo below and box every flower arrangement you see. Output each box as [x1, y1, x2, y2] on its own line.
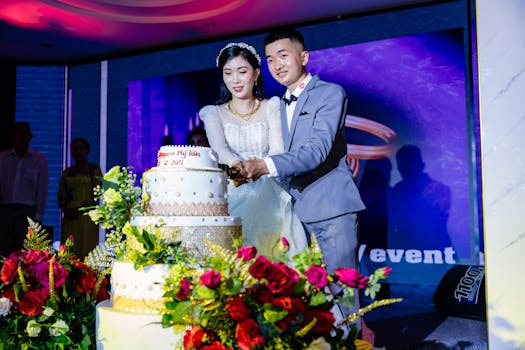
[162, 238, 401, 350]
[84, 165, 142, 257]
[0, 220, 110, 350]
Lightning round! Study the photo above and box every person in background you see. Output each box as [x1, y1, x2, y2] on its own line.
[186, 126, 210, 147]
[58, 137, 102, 260]
[0, 121, 49, 257]
[199, 42, 307, 257]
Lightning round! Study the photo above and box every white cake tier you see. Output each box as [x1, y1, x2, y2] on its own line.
[110, 261, 169, 314]
[143, 167, 228, 216]
[96, 300, 184, 350]
[157, 145, 219, 170]
[129, 215, 242, 258]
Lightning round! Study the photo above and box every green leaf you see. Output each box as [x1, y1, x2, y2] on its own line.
[195, 286, 218, 299]
[309, 292, 328, 306]
[171, 301, 193, 324]
[263, 307, 288, 323]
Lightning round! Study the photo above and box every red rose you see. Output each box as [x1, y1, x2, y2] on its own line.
[183, 325, 207, 349]
[248, 255, 273, 279]
[1, 286, 16, 302]
[305, 265, 329, 288]
[0, 257, 19, 285]
[201, 341, 233, 350]
[94, 277, 110, 302]
[271, 297, 307, 331]
[18, 288, 48, 316]
[235, 319, 265, 350]
[249, 285, 272, 305]
[200, 269, 221, 289]
[34, 260, 69, 289]
[266, 263, 299, 294]
[23, 250, 50, 266]
[177, 278, 192, 300]
[225, 295, 251, 321]
[308, 310, 336, 334]
[335, 268, 369, 288]
[73, 261, 90, 270]
[236, 246, 257, 261]
[75, 269, 97, 294]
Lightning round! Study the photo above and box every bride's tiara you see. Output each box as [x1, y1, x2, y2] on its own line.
[216, 42, 261, 67]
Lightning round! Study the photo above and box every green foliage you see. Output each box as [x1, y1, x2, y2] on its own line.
[22, 218, 54, 254]
[124, 225, 194, 270]
[0, 223, 109, 349]
[82, 166, 142, 257]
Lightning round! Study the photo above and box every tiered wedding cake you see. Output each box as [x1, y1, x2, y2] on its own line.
[96, 146, 241, 350]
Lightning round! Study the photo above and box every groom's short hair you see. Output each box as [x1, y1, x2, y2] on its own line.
[263, 27, 305, 50]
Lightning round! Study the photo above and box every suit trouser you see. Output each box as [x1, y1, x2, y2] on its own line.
[302, 211, 359, 273]
[303, 212, 360, 327]
[0, 205, 37, 257]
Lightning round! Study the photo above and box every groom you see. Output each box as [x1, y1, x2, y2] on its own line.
[242, 27, 365, 273]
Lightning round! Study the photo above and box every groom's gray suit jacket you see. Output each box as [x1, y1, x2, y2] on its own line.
[271, 75, 365, 224]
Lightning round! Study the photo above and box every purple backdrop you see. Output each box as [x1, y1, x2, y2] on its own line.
[128, 29, 480, 294]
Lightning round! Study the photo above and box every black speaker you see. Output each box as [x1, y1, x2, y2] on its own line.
[433, 265, 486, 321]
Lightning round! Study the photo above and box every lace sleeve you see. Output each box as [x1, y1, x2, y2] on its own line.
[266, 96, 284, 155]
[199, 105, 240, 166]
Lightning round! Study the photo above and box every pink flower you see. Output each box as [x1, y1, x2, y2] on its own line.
[200, 269, 221, 289]
[236, 246, 257, 261]
[34, 260, 69, 289]
[377, 266, 392, 279]
[335, 267, 369, 289]
[177, 278, 192, 300]
[305, 265, 328, 288]
[281, 237, 290, 249]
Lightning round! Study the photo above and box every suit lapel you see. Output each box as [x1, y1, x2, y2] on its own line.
[287, 76, 318, 150]
[280, 98, 291, 149]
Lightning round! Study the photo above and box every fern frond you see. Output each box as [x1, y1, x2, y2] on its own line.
[343, 298, 403, 324]
[205, 240, 255, 283]
[23, 218, 53, 253]
[85, 241, 117, 274]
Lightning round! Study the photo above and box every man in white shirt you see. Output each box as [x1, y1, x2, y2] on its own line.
[0, 121, 48, 257]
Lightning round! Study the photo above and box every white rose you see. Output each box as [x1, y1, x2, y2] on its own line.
[88, 209, 103, 222]
[103, 188, 122, 206]
[0, 297, 12, 316]
[305, 337, 331, 350]
[49, 319, 69, 337]
[26, 319, 42, 337]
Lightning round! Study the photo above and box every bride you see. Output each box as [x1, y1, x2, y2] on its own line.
[199, 42, 306, 257]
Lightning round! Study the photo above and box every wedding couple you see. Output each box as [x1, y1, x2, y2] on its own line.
[199, 27, 365, 273]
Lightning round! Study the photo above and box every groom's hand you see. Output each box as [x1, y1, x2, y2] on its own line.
[241, 159, 269, 182]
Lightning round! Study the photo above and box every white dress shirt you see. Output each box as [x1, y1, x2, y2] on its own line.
[0, 148, 49, 221]
[265, 74, 313, 177]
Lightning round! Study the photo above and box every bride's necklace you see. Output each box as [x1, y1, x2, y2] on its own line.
[228, 100, 261, 120]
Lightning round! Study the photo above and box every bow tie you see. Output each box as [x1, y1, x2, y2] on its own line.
[282, 94, 298, 105]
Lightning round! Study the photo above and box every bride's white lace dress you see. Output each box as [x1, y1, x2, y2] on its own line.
[199, 96, 306, 257]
